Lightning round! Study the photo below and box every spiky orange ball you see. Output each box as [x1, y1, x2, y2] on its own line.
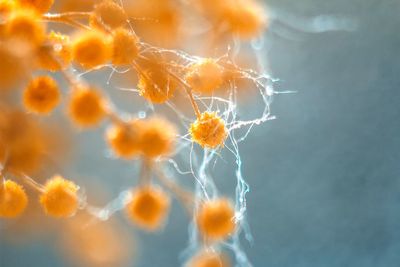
[190, 112, 227, 149]
[197, 198, 236, 240]
[0, 180, 28, 218]
[139, 117, 176, 159]
[126, 186, 170, 231]
[91, 0, 127, 30]
[68, 86, 106, 128]
[72, 30, 111, 69]
[40, 175, 79, 218]
[186, 59, 223, 95]
[106, 120, 143, 159]
[111, 28, 139, 66]
[23, 75, 60, 114]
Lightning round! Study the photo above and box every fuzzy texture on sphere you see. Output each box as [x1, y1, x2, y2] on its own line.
[0, 180, 28, 218]
[139, 117, 176, 159]
[40, 175, 79, 218]
[5, 9, 45, 47]
[23, 75, 60, 114]
[197, 198, 236, 240]
[186, 251, 230, 267]
[68, 86, 106, 127]
[91, 0, 127, 30]
[111, 28, 139, 66]
[17, 0, 54, 13]
[126, 186, 170, 231]
[190, 112, 227, 149]
[72, 30, 111, 69]
[106, 120, 143, 159]
[186, 59, 223, 95]
[37, 32, 72, 71]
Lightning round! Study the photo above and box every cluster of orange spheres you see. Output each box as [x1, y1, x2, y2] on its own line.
[0, 0, 269, 266]
[0, 175, 79, 218]
[107, 116, 177, 159]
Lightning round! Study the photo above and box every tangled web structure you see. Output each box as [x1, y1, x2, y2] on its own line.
[0, 0, 278, 266]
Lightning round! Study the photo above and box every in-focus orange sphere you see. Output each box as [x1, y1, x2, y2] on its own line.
[190, 112, 227, 149]
[40, 175, 79, 218]
[0, 180, 28, 218]
[197, 198, 236, 240]
[126, 186, 170, 231]
[23, 75, 60, 114]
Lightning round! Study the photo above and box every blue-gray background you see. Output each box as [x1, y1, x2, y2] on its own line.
[1, 0, 400, 266]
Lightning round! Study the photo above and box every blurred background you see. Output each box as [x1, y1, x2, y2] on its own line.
[1, 0, 400, 266]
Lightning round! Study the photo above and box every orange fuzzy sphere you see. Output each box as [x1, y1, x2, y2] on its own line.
[0, 180, 28, 218]
[91, 0, 127, 30]
[40, 175, 79, 218]
[126, 186, 170, 231]
[23, 75, 60, 114]
[72, 30, 111, 69]
[189, 112, 227, 149]
[106, 120, 143, 159]
[17, 0, 54, 13]
[223, 0, 266, 39]
[186, 59, 223, 95]
[186, 251, 230, 267]
[197, 198, 236, 240]
[112, 28, 139, 66]
[139, 117, 176, 159]
[5, 9, 45, 47]
[68, 86, 106, 128]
